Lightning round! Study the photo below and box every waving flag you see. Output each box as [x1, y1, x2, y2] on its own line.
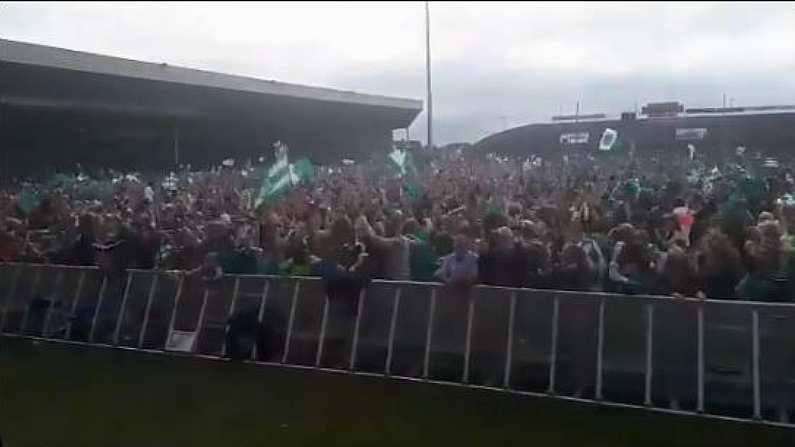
[18, 187, 40, 214]
[387, 147, 418, 178]
[599, 128, 618, 151]
[255, 142, 314, 207]
[386, 147, 423, 202]
[256, 158, 314, 207]
[777, 194, 795, 207]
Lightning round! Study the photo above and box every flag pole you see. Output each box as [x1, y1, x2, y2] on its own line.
[425, 1, 433, 150]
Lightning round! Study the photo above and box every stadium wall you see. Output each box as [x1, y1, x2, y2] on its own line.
[474, 111, 795, 160]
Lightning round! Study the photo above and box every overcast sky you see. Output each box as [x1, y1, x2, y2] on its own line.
[2, 1, 794, 145]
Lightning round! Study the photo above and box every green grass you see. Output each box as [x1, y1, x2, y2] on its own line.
[1, 337, 793, 447]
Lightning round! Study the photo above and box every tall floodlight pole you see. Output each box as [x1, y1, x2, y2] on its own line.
[425, 1, 433, 150]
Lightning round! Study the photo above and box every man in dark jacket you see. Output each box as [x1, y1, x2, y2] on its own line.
[478, 226, 532, 288]
[55, 214, 96, 266]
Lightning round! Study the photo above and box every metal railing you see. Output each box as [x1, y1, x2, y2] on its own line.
[1, 262, 794, 428]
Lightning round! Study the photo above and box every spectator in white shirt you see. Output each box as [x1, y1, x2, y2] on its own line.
[436, 232, 478, 287]
[144, 182, 156, 205]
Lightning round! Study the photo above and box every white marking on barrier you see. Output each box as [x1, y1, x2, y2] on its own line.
[462, 292, 475, 384]
[137, 274, 160, 348]
[112, 272, 135, 345]
[752, 309, 761, 420]
[315, 296, 330, 367]
[644, 304, 654, 406]
[503, 291, 517, 389]
[88, 276, 109, 342]
[165, 275, 185, 349]
[547, 296, 560, 394]
[697, 305, 705, 413]
[595, 298, 605, 401]
[423, 288, 437, 380]
[251, 280, 270, 361]
[349, 288, 367, 370]
[42, 270, 65, 336]
[281, 281, 301, 363]
[192, 288, 210, 353]
[19, 267, 43, 333]
[220, 277, 241, 357]
[385, 287, 402, 375]
[64, 271, 86, 340]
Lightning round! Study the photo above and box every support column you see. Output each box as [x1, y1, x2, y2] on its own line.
[173, 125, 180, 167]
[0, 102, 7, 183]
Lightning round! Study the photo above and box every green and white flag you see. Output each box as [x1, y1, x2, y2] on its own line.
[599, 128, 618, 151]
[703, 166, 722, 195]
[777, 194, 795, 207]
[387, 147, 408, 177]
[387, 147, 419, 178]
[386, 147, 423, 202]
[18, 186, 40, 215]
[255, 143, 314, 208]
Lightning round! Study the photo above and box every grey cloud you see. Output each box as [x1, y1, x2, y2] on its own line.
[2, 2, 794, 146]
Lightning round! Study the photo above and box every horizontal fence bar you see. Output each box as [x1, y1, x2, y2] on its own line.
[1, 262, 100, 271]
[3, 262, 794, 309]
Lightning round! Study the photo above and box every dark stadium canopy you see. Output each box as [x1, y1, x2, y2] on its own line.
[0, 39, 422, 176]
[475, 104, 795, 161]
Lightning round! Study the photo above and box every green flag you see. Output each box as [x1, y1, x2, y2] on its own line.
[599, 128, 618, 151]
[777, 193, 795, 207]
[403, 181, 423, 202]
[19, 187, 40, 215]
[47, 173, 75, 190]
[255, 157, 314, 207]
[388, 148, 408, 176]
[292, 158, 315, 184]
[76, 179, 114, 201]
[387, 148, 423, 202]
[387, 147, 419, 178]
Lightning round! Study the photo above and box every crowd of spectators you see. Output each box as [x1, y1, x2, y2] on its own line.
[1, 147, 794, 302]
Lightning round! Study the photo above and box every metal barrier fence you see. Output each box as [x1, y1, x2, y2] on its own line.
[2, 262, 795, 427]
